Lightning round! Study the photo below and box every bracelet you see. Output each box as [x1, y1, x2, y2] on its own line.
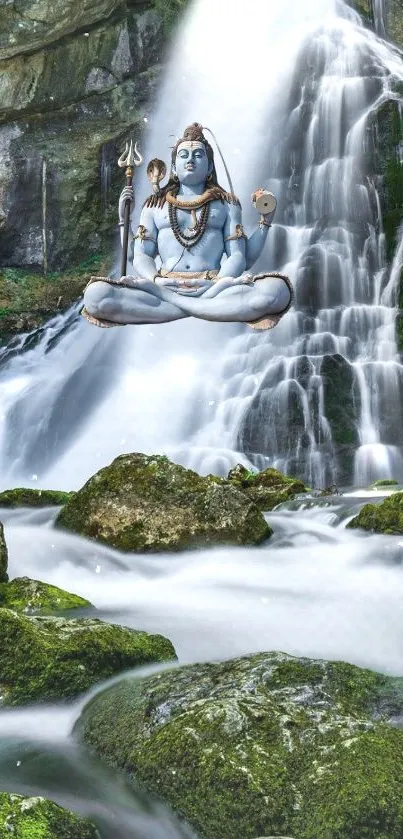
[259, 220, 272, 229]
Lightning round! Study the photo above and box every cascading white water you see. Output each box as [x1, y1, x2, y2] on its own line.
[0, 0, 402, 490]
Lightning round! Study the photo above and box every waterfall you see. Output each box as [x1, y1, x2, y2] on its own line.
[0, 0, 402, 490]
[372, 0, 386, 38]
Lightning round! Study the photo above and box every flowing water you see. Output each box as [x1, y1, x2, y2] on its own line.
[1, 0, 403, 834]
[2, 493, 403, 836]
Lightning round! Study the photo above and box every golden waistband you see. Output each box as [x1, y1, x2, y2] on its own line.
[158, 269, 219, 280]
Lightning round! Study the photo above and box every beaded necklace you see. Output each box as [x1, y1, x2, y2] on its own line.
[168, 201, 211, 250]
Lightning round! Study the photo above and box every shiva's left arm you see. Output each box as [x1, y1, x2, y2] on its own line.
[218, 203, 246, 278]
[245, 205, 276, 270]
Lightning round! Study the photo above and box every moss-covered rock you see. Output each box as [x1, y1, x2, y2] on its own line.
[76, 650, 403, 839]
[0, 609, 176, 705]
[370, 478, 399, 488]
[0, 521, 8, 583]
[55, 452, 272, 551]
[0, 487, 74, 507]
[346, 490, 403, 533]
[0, 792, 99, 838]
[0, 577, 91, 615]
[226, 464, 307, 510]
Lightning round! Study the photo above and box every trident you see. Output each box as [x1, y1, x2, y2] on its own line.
[118, 140, 143, 278]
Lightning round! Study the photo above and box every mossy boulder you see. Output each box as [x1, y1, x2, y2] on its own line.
[0, 487, 74, 507]
[370, 479, 399, 488]
[0, 521, 8, 583]
[0, 577, 91, 615]
[227, 464, 307, 511]
[0, 792, 98, 838]
[76, 650, 403, 839]
[346, 491, 403, 533]
[0, 609, 176, 705]
[55, 452, 272, 551]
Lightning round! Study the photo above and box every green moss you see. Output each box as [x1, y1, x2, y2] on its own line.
[0, 488, 74, 507]
[227, 464, 307, 511]
[0, 792, 99, 838]
[346, 491, 403, 533]
[371, 479, 399, 487]
[0, 577, 92, 615]
[0, 522, 8, 583]
[55, 452, 272, 551]
[77, 650, 403, 839]
[0, 609, 176, 705]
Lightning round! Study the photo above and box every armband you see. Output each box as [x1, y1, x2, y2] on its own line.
[224, 223, 246, 242]
[134, 224, 156, 243]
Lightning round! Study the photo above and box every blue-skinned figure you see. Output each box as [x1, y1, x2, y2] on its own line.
[82, 123, 293, 330]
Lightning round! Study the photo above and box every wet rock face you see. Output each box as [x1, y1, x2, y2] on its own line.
[320, 353, 361, 485]
[55, 452, 272, 551]
[0, 0, 123, 59]
[0, 2, 164, 271]
[0, 522, 8, 583]
[76, 649, 403, 839]
[0, 792, 98, 839]
[0, 609, 176, 705]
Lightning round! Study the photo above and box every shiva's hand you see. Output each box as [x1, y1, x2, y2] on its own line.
[118, 186, 134, 223]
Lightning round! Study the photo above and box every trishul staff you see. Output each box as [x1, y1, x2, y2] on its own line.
[117, 140, 143, 277]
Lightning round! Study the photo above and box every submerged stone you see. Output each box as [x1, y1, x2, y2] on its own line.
[227, 464, 307, 510]
[347, 491, 403, 533]
[0, 609, 176, 705]
[0, 577, 92, 615]
[76, 650, 403, 839]
[0, 792, 98, 838]
[55, 452, 272, 551]
[0, 487, 74, 507]
[0, 522, 8, 583]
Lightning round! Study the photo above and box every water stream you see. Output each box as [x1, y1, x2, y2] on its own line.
[0, 0, 403, 833]
[2, 493, 403, 835]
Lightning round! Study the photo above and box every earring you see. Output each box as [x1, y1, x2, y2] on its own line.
[207, 172, 213, 184]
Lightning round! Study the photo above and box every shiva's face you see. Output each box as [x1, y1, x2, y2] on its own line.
[173, 141, 212, 186]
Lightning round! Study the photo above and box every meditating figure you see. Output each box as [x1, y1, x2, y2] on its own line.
[82, 123, 292, 330]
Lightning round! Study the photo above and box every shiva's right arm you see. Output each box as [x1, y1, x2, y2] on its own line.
[132, 206, 159, 281]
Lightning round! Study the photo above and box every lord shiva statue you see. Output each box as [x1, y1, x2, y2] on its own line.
[81, 122, 293, 330]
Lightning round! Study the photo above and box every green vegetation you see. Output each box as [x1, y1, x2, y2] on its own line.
[0, 253, 110, 341]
